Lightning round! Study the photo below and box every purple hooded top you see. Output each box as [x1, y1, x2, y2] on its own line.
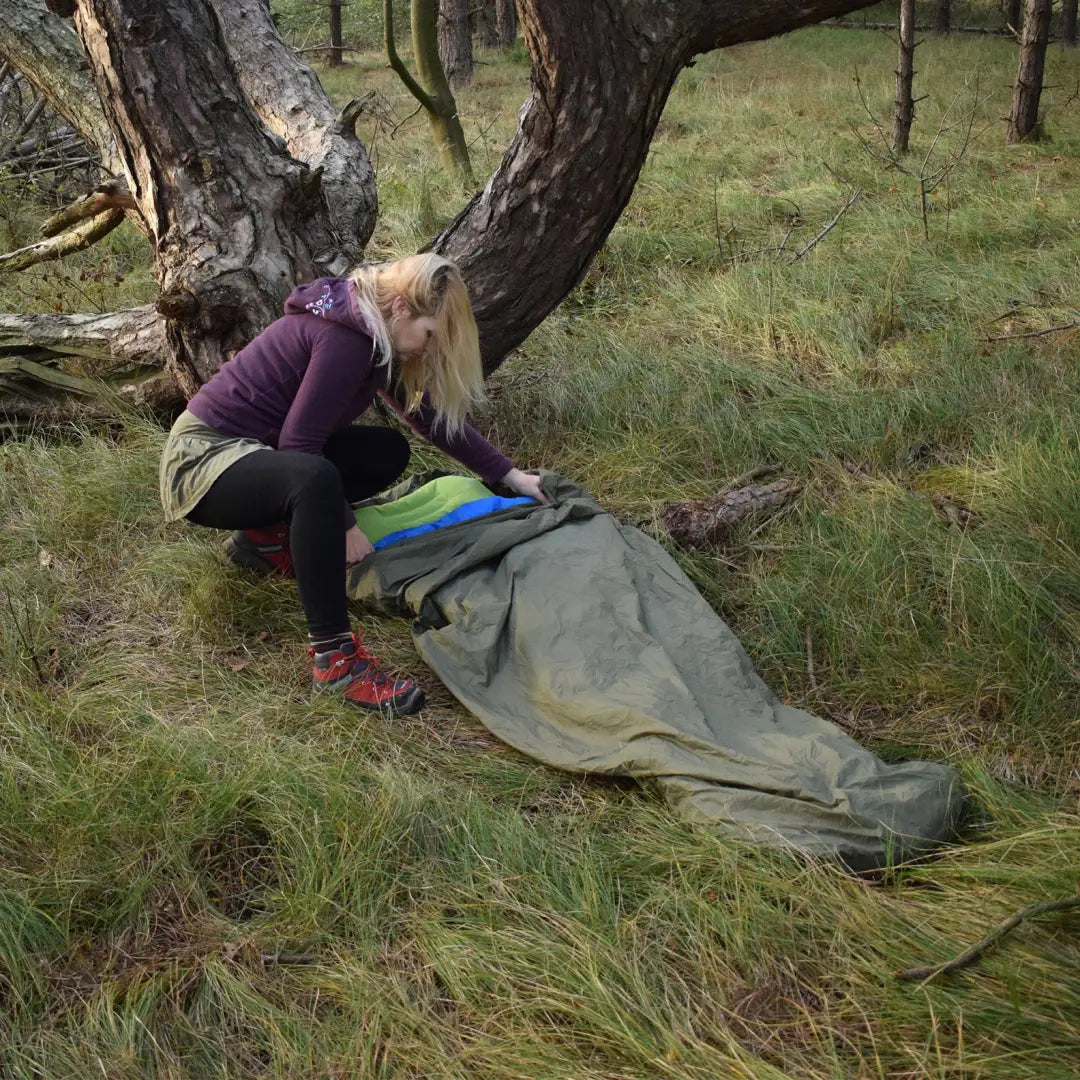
[186, 278, 513, 530]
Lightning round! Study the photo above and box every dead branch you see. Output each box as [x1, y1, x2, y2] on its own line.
[0, 354, 98, 395]
[39, 177, 135, 237]
[825, 21, 1011, 35]
[895, 896, 1080, 981]
[717, 464, 780, 493]
[790, 189, 859, 261]
[0, 92, 46, 159]
[333, 92, 376, 137]
[0, 207, 124, 273]
[0, 307, 167, 371]
[985, 319, 1080, 343]
[664, 474, 802, 549]
[805, 625, 818, 689]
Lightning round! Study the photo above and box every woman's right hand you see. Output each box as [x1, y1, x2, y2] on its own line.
[345, 525, 374, 565]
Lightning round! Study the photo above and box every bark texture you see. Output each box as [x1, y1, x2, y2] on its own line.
[664, 478, 802, 550]
[328, 0, 343, 66]
[437, 0, 474, 88]
[0, 308, 166, 371]
[893, 0, 916, 154]
[495, 0, 517, 48]
[1007, 0, 1052, 143]
[207, 0, 377, 270]
[474, 0, 500, 48]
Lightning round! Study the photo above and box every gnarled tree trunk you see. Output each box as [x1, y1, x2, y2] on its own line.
[69, 0, 372, 395]
[2, 0, 882, 410]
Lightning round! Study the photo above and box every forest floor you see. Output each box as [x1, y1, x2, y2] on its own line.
[2, 25, 1080, 1080]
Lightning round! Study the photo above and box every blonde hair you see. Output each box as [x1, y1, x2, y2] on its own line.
[348, 253, 484, 436]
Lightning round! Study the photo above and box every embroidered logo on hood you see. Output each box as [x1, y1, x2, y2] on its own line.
[305, 284, 334, 318]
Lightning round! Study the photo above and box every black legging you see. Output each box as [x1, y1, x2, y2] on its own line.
[186, 426, 410, 638]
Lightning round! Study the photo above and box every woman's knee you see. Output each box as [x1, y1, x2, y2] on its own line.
[284, 453, 344, 505]
[382, 429, 411, 477]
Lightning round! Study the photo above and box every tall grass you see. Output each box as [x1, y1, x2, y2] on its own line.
[2, 25, 1080, 1079]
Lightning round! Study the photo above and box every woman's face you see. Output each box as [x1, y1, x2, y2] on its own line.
[390, 295, 436, 362]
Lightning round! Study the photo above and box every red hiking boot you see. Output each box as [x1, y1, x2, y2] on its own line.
[310, 633, 425, 715]
[224, 525, 294, 577]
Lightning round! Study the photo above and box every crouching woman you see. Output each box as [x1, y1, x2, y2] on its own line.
[159, 253, 544, 715]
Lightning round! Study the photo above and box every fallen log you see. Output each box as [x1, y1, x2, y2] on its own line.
[664, 468, 802, 549]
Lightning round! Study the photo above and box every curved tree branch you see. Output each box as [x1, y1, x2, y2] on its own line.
[435, 0, 881, 373]
[384, 0, 438, 113]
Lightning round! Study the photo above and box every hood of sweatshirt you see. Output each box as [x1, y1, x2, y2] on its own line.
[283, 278, 374, 338]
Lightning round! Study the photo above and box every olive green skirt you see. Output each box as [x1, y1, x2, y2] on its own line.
[159, 410, 271, 521]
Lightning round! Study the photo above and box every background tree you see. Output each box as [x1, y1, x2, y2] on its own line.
[1008, 0, 1053, 142]
[437, 0, 474, 88]
[1006, 0, 1023, 32]
[495, 0, 516, 49]
[1064, 0, 1078, 46]
[933, 0, 952, 34]
[893, 0, 917, 154]
[474, 0, 500, 49]
[387, 0, 473, 180]
[329, 0, 344, 66]
[0, 0, 883, 414]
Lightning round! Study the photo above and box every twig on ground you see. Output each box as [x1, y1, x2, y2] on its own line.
[295, 43, 364, 55]
[259, 952, 316, 966]
[790, 189, 859, 261]
[805, 626, 817, 689]
[985, 320, 1080, 343]
[718, 465, 780, 495]
[895, 896, 1080, 981]
[820, 159, 852, 186]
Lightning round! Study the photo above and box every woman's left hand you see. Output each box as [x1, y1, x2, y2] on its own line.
[501, 467, 549, 504]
